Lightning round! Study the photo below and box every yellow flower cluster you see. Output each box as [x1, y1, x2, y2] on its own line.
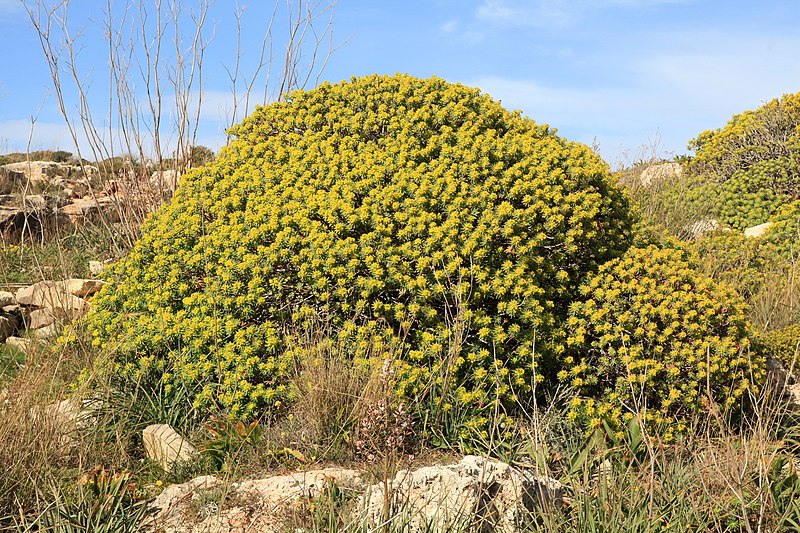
[562, 245, 765, 439]
[83, 74, 634, 422]
[760, 324, 800, 370]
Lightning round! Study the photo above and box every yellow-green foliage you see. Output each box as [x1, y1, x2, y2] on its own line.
[691, 229, 766, 301]
[761, 324, 800, 370]
[687, 92, 800, 230]
[761, 200, 800, 257]
[83, 74, 634, 421]
[562, 245, 764, 440]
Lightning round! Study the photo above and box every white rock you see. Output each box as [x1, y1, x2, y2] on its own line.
[89, 261, 105, 277]
[638, 162, 683, 186]
[361, 455, 566, 532]
[61, 195, 120, 225]
[685, 218, 720, 239]
[143, 424, 197, 473]
[141, 457, 565, 533]
[142, 468, 361, 533]
[744, 221, 773, 238]
[31, 323, 58, 339]
[2, 161, 63, 182]
[28, 308, 55, 329]
[150, 169, 180, 193]
[63, 278, 105, 298]
[16, 280, 89, 317]
[5, 336, 32, 352]
[0, 291, 15, 307]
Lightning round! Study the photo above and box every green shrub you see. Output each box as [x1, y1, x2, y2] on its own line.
[82, 74, 634, 427]
[690, 229, 766, 301]
[0, 150, 76, 164]
[761, 200, 800, 257]
[761, 324, 800, 370]
[562, 245, 764, 440]
[687, 92, 800, 229]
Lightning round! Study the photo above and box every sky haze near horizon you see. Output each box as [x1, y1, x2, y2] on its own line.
[0, 0, 798, 167]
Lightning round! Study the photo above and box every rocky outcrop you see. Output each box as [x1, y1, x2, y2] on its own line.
[0, 160, 139, 243]
[0, 291, 15, 307]
[61, 196, 120, 226]
[0, 278, 105, 346]
[0, 195, 66, 243]
[143, 468, 363, 533]
[638, 162, 683, 186]
[361, 455, 566, 532]
[143, 457, 564, 533]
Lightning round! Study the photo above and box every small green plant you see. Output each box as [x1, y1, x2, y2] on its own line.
[14, 466, 148, 533]
[763, 453, 800, 529]
[0, 344, 25, 383]
[197, 416, 263, 472]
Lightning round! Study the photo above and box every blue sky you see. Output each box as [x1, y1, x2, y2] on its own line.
[0, 0, 798, 166]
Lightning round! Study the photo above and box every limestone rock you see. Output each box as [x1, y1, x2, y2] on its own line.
[143, 468, 361, 533]
[16, 280, 90, 316]
[2, 161, 63, 182]
[31, 323, 58, 339]
[89, 260, 105, 277]
[1, 161, 98, 183]
[142, 457, 563, 533]
[788, 383, 800, 406]
[744, 221, 773, 238]
[63, 278, 105, 298]
[3, 304, 28, 327]
[150, 169, 180, 193]
[61, 195, 120, 225]
[0, 204, 53, 243]
[5, 336, 32, 352]
[638, 162, 683, 186]
[361, 455, 566, 533]
[45, 398, 81, 428]
[29, 308, 56, 329]
[143, 424, 197, 473]
[0, 291, 15, 307]
[0, 167, 24, 194]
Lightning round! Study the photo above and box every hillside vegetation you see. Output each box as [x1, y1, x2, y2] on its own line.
[1, 79, 800, 532]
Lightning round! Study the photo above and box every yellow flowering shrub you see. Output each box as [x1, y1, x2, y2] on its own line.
[761, 324, 800, 370]
[690, 229, 766, 301]
[562, 245, 765, 439]
[761, 200, 800, 256]
[84, 74, 634, 421]
[686, 92, 800, 230]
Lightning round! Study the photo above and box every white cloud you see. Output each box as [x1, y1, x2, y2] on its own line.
[475, 0, 572, 28]
[637, 32, 800, 110]
[465, 26, 800, 164]
[439, 19, 459, 33]
[473, 0, 691, 29]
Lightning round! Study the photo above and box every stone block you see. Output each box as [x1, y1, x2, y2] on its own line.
[143, 424, 197, 473]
